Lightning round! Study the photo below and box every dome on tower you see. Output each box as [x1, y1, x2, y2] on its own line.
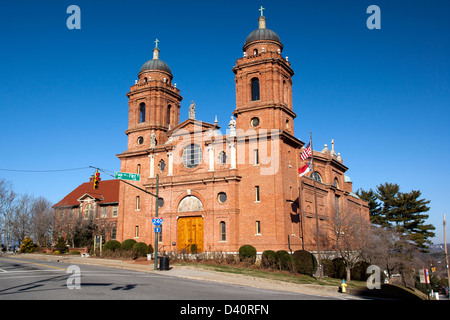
[244, 10, 282, 50]
[245, 27, 281, 46]
[139, 40, 172, 77]
[140, 58, 172, 74]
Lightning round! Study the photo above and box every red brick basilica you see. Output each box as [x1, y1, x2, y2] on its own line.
[54, 10, 369, 255]
[114, 10, 370, 254]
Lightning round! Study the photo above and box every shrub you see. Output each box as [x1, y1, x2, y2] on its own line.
[238, 245, 257, 263]
[274, 250, 292, 271]
[147, 243, 154, 254]
[331, 257, 347, 279]
[70, 250, 80, 255]
[19, 237, 37, 253]
[104, 240, 122, 252]
[121, 239, 137, 250]
[261, 250, 276, 268]
[190, 244, 198, 254]
[54, 237, 68, 253]
[321, 258, 334, 277]
[132, 242, 148, 258]
[351, 260, 370, 281]
[292, 250, 317, 276]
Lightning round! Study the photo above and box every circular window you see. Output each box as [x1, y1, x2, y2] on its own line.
[218, 192, 227, 203]
[137, 136, 144, 145]
[182, 144, 202, 169]
[251, 117, 260, 127]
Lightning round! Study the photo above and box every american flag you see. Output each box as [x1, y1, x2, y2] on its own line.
[300, 142, 312, 160]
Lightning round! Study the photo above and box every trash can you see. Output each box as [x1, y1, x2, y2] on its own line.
[159, 256, 170, 270]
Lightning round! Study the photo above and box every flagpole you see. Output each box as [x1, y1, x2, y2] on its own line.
[310, 131, 322, 280]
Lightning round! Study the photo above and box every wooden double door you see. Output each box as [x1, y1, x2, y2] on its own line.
[177, 216, 204, 253]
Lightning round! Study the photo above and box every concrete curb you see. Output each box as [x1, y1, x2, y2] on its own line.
[8, 253, 355, 299]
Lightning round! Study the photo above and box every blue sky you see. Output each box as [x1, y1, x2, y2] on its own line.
[0, 1, 449, 243]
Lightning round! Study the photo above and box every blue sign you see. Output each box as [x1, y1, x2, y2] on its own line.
[152, 218, 163, 226]
[154, 227, 161, 233]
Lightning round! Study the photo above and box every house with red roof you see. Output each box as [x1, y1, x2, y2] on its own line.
[53, 177, 120, 244]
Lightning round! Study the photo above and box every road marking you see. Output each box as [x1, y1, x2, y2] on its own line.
[0, 257, 67, 271]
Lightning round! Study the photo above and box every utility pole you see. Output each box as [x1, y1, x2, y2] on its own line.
[444, 214, 450, 297]
[153, 174, 159, 271]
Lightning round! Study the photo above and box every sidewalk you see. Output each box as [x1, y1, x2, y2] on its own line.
[11, 253, 354, 299]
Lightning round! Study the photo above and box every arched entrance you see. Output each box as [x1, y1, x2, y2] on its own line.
[177, 196, 204, 253]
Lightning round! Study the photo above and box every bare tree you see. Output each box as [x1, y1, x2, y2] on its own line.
[362, 226, 423, 287]
[0, 179, 16, 250]
[10, 194, 34, 245]
[31, 197, 55, 247]
[327, 208, 370, 281]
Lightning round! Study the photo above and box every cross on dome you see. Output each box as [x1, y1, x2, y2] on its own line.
[259, 6, 265, 16]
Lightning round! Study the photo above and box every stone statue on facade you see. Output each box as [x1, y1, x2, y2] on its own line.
[189, 100, 196, 120]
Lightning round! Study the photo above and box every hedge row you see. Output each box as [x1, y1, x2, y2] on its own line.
[103, 239, 154, 258]
[238, 245, 318, 277]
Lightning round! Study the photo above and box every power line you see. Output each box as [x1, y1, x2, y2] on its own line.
[0, 167, 91, 173]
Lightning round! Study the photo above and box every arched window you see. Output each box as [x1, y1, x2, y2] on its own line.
[158, 160, 166, 173]
[310, 171, 323, 183]
[220, 221, 226, 241]
[139, 103, 146, 123]
[251, 77, 260, 101]
[253, 49, 258, 55]
[334, 178, 339, 189]
[219, 151, 227, 165]
[166, 105, 171, 126]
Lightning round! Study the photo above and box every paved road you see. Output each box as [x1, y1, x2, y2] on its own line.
[0, 256, 348, 300]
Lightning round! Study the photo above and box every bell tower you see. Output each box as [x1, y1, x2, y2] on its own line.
[125, 40, 183, 152]
[232, 8, 295, 133]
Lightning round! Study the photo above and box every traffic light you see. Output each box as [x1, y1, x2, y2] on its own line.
[93, 171, 100, 189]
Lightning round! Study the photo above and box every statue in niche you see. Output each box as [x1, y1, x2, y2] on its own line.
[150, 130, 156, 148]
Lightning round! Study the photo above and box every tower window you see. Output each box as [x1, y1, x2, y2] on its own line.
[250, 117, 260, 127]
[218, 192, 227, 203]
[256, 221, 261, 234]
[139, 103, 146, 123]
[254, 149, 259, 165]
[220, 221, 226, 241]
[167, 105, 171, 126]
[251, 78, 260, 101]
[255, 186, 260, 202]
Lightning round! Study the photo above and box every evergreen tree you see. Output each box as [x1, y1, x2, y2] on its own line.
[356, 188, 384, 226]
[391, 190, 435, 250]
[358, 183, 435, 251]
[375, 182, 400, 227]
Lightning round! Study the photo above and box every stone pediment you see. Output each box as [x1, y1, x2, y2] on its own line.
[77, 193, 104, 203]
[169, 118, 219, 138]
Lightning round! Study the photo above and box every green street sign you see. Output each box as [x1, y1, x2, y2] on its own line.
[115, 172, 140, 181]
